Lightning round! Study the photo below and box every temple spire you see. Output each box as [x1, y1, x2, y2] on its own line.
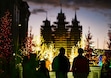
[45, 11, 48, 20]
[60, 2, 62, 13]
[74, 10, 77, 21]
[72, 10, 79, 25]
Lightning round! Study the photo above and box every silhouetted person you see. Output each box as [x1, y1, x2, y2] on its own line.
[23, 56, 30, 78]
[52, 47, 70, 78]
[37, 60, 50, 78]
[72, 48, 90, 78]
[23, 53, 38, 78]
[101, 55, 110, 78]
[29, 53, 38, 78]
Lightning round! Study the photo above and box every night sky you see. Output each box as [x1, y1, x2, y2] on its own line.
[23, 0, 111, 49]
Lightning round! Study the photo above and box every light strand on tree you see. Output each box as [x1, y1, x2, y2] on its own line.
[0, 10, 13, 60]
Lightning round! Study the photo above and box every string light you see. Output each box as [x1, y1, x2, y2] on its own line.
[0, 10, 13, 61]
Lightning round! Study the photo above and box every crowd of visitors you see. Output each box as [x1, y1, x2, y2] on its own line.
[1, 47, 111, 78]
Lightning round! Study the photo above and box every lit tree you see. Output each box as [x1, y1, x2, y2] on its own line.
[20, 27, 35, 56]
[84, 27, 94, 59]
[20, 27, 56, 70]
[0, 10, 13, 61]
[0, 10, 13, 78]
[25, 27, 34, 53]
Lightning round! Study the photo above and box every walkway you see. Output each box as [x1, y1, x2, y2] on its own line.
[50, 66, 101, 78]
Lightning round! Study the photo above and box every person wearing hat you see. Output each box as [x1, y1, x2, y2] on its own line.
[71, 48, 90, 78]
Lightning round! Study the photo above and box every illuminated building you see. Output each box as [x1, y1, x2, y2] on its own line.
[41, 9, 82, 54]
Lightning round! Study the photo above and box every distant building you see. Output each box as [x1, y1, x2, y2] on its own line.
[40, 9, 82, 54]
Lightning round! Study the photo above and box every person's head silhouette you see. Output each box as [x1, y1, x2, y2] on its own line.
[78, 48, 84, 55]
[40, 60, 46, 68]
[59, 47, 65, 55]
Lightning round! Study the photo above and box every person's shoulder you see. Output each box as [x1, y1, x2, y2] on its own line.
[53, 56, 59, 61]
[74, 56, 78, 59]
[63, 56, 69, 60]
[82, 56, 89, 62]
[54, 56, 58, 59]
[75, 56, 86, 59]
[73, 56, 78, 61]
[81, 56, 88, 59]
[64, 55, 68, 58]
[75, 55, 81, 59]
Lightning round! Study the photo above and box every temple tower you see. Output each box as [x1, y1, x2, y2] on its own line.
[70, 11, 82, 46]
[40, 9, 83, 55]
[52, 8, 69, 52]
[41, 17, 53, 44]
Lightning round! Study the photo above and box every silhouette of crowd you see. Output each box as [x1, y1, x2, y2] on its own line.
[22, 53, 50, 78]
[12, 48, 90, 78]
[1, 47, 111, 78]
